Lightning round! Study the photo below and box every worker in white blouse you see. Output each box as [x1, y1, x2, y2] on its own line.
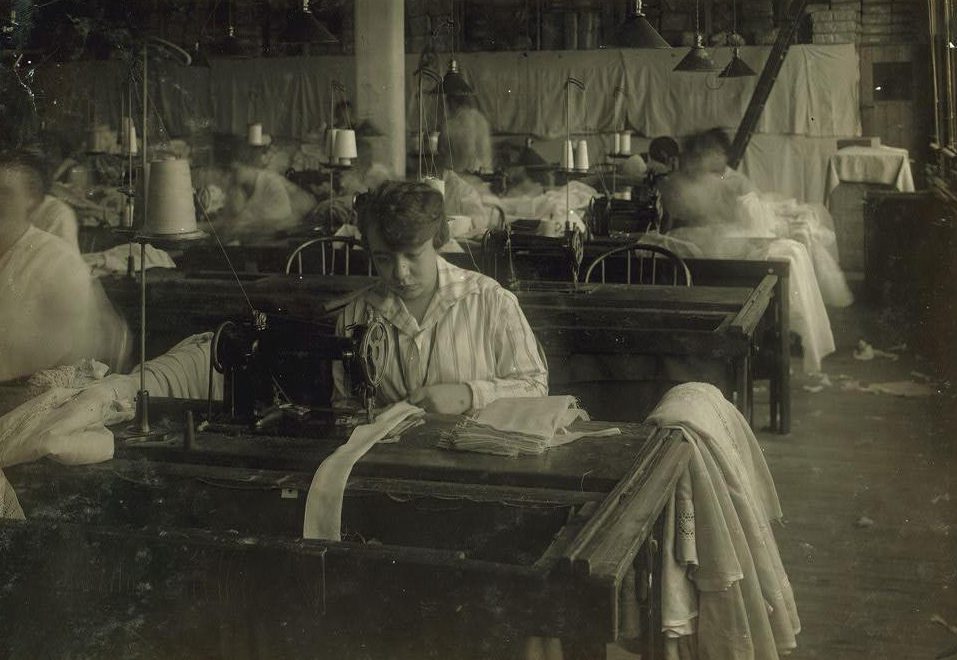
[333, 180, 548, 414]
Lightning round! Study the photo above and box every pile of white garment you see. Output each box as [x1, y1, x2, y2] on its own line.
[437, 395, 620, 457]
[737, 192, 854, 308]
[0, 333, 223, 521]
[648, 382, 800, 660]
[83, 243, 177, 278]
[662, 224, 837, 374]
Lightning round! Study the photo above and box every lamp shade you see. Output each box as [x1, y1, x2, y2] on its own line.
[141, 159, 202, 239]
[334, 129, 358, 160]
[614, 13, 670, 48]
[437, 59, 474, 97]
[211, 27, 245, 57]
[673, 34, 720, 73]
[718, 48, 757, 78]
[279, 4, 338, 44]
[190, 41, 211, 67]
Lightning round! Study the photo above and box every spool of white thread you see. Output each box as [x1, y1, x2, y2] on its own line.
[562, 140, 574, 170]
[575, 140, 589, 172]
[335, 129, 358, 165]
[143, 158, 199, 237]
[613, 132, 622, 155]
[620, 131, 632, 155]
[247, 123, 264, 146]
[325, 128, 340, 161]
[428, 131, 440, 155]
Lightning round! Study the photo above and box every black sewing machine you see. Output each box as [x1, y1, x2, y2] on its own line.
[586, 185, 661, 237]
[481, 221, 585, 287]
[209, 309, 390, 433]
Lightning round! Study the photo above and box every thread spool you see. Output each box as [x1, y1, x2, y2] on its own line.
[121, 198, 134, 228]
[325, 128, 340, 162]
[613, 132, 621, 155]
[575, 140, 589, 172]
[561, 140, 574, 170]
[142, 158, 200, 238]
[247, 123, 264, 146]
[422, 176, 445, 196]
[620, 131, 632, 155]
[428, 131, 440, 155]
[121, 117, 138, 155]
[334, 129, 358, 165]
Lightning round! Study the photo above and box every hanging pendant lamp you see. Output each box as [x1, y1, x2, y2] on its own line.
[614, 0, 670, 48]
[440, 58, 473, 97]
[673, 0, 718, 73]
[717, 0, 755, 78]
[279, 0, 338, 44]
[190, 41, 211, 67]
[719, 46, 757, 78]
[674, 33, 719, 72]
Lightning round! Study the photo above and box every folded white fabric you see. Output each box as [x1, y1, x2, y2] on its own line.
[648, 382, 800, 660]
[303, 401, 424, 541]
[0, 374, 137, 520]
[438, 395, 620, 457]
[83, 243, 176, 278]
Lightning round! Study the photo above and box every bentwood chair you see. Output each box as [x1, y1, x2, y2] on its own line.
[284, 236, 371, 276]
[583, 242, 693, 286]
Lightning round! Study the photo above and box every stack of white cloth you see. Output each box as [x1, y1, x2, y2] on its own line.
[0, 333, 223, 520]
[437, 395, 620, 457]
[648, 382, 800, 659]
[83, 243, 177, 278]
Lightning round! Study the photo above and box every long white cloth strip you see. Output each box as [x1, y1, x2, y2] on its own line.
[302, 401, 424, 541]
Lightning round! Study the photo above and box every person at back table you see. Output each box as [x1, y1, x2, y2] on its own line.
[0, 149, 129, 381]
[333, 180, 548, 414]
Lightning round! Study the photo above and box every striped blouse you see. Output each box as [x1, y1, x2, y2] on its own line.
[333, 257, 548, 409]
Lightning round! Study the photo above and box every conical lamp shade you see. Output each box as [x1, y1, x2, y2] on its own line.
[718, 49, 757, 78]
[431, 59, 473, 97]
[211, 27, 245, 57]
[673, 35, 720, 73]
[279, 7, 338, 44]
[190, 42, 211, 68]
[614, 14, 670, 48]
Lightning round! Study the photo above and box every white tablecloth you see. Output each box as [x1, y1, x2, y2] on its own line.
[825, 146, 915, 206]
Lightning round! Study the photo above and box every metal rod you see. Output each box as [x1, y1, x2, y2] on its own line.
[138, 241, 149, 432]
[141, 45, 148, 224]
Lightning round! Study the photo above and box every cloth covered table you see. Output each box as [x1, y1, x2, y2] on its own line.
[825, 146, 915, 205]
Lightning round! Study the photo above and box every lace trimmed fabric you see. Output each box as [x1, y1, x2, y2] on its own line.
[649, 382, 800, 660]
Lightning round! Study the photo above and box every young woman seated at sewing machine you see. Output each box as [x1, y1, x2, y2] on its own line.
[333, 180, 548, 414]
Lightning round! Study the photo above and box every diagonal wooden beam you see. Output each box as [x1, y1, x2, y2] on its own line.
[728, 0, 813, 168]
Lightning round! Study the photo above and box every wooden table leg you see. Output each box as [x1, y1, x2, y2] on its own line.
[778, 270, 791, 434]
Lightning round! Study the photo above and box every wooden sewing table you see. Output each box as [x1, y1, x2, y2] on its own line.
[0, 389, 690, 659]
[100, 271, 774, 425]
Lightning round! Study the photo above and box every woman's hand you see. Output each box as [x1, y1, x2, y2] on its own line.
[408, 384, 473, 415]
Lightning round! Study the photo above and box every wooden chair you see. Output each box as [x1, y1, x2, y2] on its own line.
[284, 236, 371, 276]
[583, 242, 693, 286]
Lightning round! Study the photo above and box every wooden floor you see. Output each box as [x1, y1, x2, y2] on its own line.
[753, 303, 957, 659]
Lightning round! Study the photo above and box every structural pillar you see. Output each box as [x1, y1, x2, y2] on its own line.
[355, 0, 406, 178]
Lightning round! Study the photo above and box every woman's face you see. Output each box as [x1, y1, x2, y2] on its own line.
[365, 225, 439, 303]
[0, 167, 39, 231]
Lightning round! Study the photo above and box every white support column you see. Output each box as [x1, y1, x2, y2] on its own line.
[355, 0, 406, 178]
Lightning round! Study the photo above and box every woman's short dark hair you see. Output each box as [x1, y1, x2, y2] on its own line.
[648, 136, 680, 165]
[355, 180, 449, 250]
[0, 148, 47, 201]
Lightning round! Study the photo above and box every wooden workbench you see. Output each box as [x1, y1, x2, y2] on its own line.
[0, 391, 690, 659]
[100, 271, 774, 424]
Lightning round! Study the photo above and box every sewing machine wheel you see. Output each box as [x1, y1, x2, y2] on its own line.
[569, 230, 585, 268]
[358, 318, 390, 388]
